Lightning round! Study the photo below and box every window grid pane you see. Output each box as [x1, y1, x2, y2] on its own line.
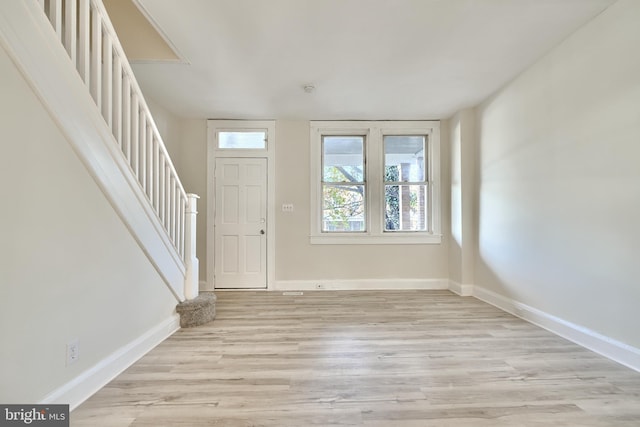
[384, 135, 428, 232]
[384, 135, 426, 182]
[384, 184, 427, 231]
[321, 135, 366, 233]
[322, 184, 366, 232]
[218, 131, 266, 149]
[322, 136, 364, 183]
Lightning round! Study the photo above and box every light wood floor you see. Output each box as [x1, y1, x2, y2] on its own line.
[72, 291, 640, 426]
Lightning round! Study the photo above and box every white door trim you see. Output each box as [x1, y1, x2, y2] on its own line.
[206, 120, 276, 291]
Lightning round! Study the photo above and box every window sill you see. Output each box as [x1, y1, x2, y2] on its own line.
[309, 233, 442, 245]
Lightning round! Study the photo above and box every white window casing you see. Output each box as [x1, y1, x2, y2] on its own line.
[310, 121, 441, 245]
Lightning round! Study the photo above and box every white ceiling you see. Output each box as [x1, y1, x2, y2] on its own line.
[132, 0, 615, 120]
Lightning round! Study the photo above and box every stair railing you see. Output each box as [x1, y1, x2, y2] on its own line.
[35, 0, 198, 300]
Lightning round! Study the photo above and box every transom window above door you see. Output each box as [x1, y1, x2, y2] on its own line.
[310, 121, 441, 245]
[217, 131, 266, 150]
[210, 122, 271, 154]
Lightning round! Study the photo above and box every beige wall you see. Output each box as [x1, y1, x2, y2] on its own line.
[176, 119, 208, 282]
[141, 101, 209, 282]
[0, 45, 177, 402]
[276, 120, 450, 281]
[448, 110, 476, 286]
[474, 0, 640, 347]
[449, 116, 462, 284]
[177, 119, 451, 285]
[146, 96, 182, 167]
[103, 0, 179, 62]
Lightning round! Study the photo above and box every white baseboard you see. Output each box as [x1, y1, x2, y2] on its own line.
[41, 314, 180, 410]
[273, 278, 449, 291]
[448, 280, 474, 296]
[473, 285, 640, 373]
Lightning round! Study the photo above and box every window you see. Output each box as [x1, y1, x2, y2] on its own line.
[212, 124, 269, 151]
[218, 131, 266, 149]
[311, 121, 441, 244]
[322, 136, 366, 232]
[384, 135, 427, 232]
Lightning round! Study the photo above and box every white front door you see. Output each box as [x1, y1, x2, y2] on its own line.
[214, 158, 267, 289]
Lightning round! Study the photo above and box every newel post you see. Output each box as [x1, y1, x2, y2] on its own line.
[184, 193, 200, 300]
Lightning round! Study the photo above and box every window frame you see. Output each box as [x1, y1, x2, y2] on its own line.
[310, 121, 441, 245]
[217, 130, 267, 150]
[210, 122, 271, 155]
[321, 134, 367, 233]
[382, 134, 429, 233]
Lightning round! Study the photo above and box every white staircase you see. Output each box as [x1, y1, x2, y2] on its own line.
[0, 0, 199, 301]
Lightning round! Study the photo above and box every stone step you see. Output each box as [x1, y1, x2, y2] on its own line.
[176, 292, 216, 328]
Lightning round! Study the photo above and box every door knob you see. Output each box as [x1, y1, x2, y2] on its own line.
[260, 229, 265, 235]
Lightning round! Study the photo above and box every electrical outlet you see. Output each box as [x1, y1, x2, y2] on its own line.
[282, 203, 294, 212]
[66, 340, 79, 366]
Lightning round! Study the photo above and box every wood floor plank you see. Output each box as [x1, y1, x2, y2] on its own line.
[71, 291, 640, 426]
